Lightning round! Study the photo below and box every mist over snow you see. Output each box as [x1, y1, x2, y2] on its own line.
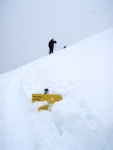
[0, 28, 113, 150]
[1, 0, 113, 73]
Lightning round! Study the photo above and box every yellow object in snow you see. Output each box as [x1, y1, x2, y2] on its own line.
[38, 104, 49, 111]
[32, 94, 63, 111]
[32, 94, 63, 104]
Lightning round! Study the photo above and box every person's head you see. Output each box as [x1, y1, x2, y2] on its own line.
[52, 38, 54, 41]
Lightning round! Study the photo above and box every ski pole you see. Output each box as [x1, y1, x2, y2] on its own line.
[55, 43, 56, 51]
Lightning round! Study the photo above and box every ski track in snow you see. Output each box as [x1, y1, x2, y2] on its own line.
[0, 66, 108, 150]
[1, 71, 33, 150]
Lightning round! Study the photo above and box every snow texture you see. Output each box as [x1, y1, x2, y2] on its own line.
[0, 28, 113, 150]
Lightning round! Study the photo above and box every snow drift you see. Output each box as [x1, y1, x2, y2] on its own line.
[0, 28, 113, 150]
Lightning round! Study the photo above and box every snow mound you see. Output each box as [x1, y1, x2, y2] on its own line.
[0, 28, 113, 150]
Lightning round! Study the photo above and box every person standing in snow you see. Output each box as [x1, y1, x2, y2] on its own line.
[48, 38, 57, 54]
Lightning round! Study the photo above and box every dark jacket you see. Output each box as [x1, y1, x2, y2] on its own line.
[48, 39, 57, 49]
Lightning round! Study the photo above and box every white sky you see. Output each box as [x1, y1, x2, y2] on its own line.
[0, 0, 113, 73]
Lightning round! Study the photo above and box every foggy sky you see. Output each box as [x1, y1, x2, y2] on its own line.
[0, 0, 113, 74]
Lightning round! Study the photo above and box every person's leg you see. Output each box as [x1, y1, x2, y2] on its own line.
[49, 47, 53, 54]
[49, 48, 51, 54]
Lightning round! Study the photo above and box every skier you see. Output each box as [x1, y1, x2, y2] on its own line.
[48, 38, 57, 54]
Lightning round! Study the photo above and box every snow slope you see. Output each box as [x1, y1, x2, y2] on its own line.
[0, 28, 113, 150]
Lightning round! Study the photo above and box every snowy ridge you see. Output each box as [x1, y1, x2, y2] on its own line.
[0, 28, 113, 150]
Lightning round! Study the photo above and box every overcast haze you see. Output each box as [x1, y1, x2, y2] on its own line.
[0, 0, 113, 74]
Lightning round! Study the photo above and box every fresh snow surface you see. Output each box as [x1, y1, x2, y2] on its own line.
[0, 28, 113, 150]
